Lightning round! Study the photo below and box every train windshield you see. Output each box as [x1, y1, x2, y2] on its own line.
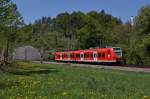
[113, 47, 122, 57]
[115, 52, 121, 56]
[113, 47, 121, 51]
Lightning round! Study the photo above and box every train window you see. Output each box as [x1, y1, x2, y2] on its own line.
[78, 54, 80, 58]
[62, 54, 64, 58]
[115, 52, 121, 56]
[93, 53, 97, 58]
[80, 54, 84, 58]
[63, 54, 65, 58]
[76, 54, 78, 58]
[71, 54, 73, 58]
[84, 54, 87, 58]
[108, 50, 110, 54]
[113, 47, 121, 51]
[102, 53, 105, 58]
[85, 54, 87, 58]
[64, 54, 66, 58]
[98, 53, 101, 58]
[86, 53, 88, 58]
[90, 53, 93, 57]
[86, 53, 87, 58]
[87, 53, 89, 58]
[76, 54, 80, 58]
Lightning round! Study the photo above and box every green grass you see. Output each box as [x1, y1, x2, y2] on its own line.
[0, 62, 150, 99]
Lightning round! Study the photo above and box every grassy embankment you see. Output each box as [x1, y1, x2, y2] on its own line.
[0, 62, 150, 99]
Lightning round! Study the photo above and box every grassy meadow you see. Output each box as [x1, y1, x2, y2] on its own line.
[0, 62, 150, 99]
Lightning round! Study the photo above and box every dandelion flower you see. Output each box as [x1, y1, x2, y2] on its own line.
[143, 96, 149, 99]
[63, 92, 68, 95]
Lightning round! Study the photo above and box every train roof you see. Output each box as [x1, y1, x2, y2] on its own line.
[55, 47, 121, 54]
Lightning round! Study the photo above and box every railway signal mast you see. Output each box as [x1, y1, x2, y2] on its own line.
[130, 16, 134, 26]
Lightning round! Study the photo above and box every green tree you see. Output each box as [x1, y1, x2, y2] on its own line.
[132, 5, 150, 64]
[0, 0, 23, 64]
[77, 15, 104, 49]
[135, 5, 150, 36]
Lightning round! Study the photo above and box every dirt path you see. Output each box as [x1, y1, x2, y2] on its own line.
[32, 61, 150, 73]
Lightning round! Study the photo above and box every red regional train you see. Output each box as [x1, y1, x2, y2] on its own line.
[54, 47, 126, 64]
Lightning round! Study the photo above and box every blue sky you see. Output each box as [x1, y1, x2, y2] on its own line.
[12, 0, 150, 24]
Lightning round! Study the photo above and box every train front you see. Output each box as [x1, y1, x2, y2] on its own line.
[113, 47, 126, 64]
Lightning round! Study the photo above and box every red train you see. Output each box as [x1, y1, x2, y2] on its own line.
[54, 47, 126, 64]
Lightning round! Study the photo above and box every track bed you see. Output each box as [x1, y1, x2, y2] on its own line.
[33, 61, 150, 73]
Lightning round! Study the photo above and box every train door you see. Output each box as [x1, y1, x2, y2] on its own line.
[67, 53, 70, 60]
[60, 53, 62, 60]
[93, 52, 97, 61]
[107, 50, 111, 60]
[80, 52, 84, 61]
[102, 52, 105, 62]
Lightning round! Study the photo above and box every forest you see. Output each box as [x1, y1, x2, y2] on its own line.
[0, 0, 150, 65]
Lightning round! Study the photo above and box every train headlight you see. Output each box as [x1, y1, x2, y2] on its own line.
[108, 54, 110, 58]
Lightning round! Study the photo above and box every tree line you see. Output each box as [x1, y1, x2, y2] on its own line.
[0, 0, 150, 65]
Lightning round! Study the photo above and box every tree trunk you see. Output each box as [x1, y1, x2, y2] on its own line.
[4, 38, 10, 62]
[0, 45, 5, 61]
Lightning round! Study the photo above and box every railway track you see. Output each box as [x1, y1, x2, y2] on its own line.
[32, 61, 150, 73]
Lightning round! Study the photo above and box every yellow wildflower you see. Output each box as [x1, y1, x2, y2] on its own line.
[63, 92, 68, 95]
[41, 96, 47, 99]
[9, 96, 14, 99]
[143, 96, 149, 99]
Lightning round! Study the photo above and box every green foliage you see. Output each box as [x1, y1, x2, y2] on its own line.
[127, 49, 143, 64]
[20, 10, 121, 50]
[77, 18, 103, 49]
[130, 5, 150, 65]
[141, 34, 150, 64]
[135, 5, 150, 36]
